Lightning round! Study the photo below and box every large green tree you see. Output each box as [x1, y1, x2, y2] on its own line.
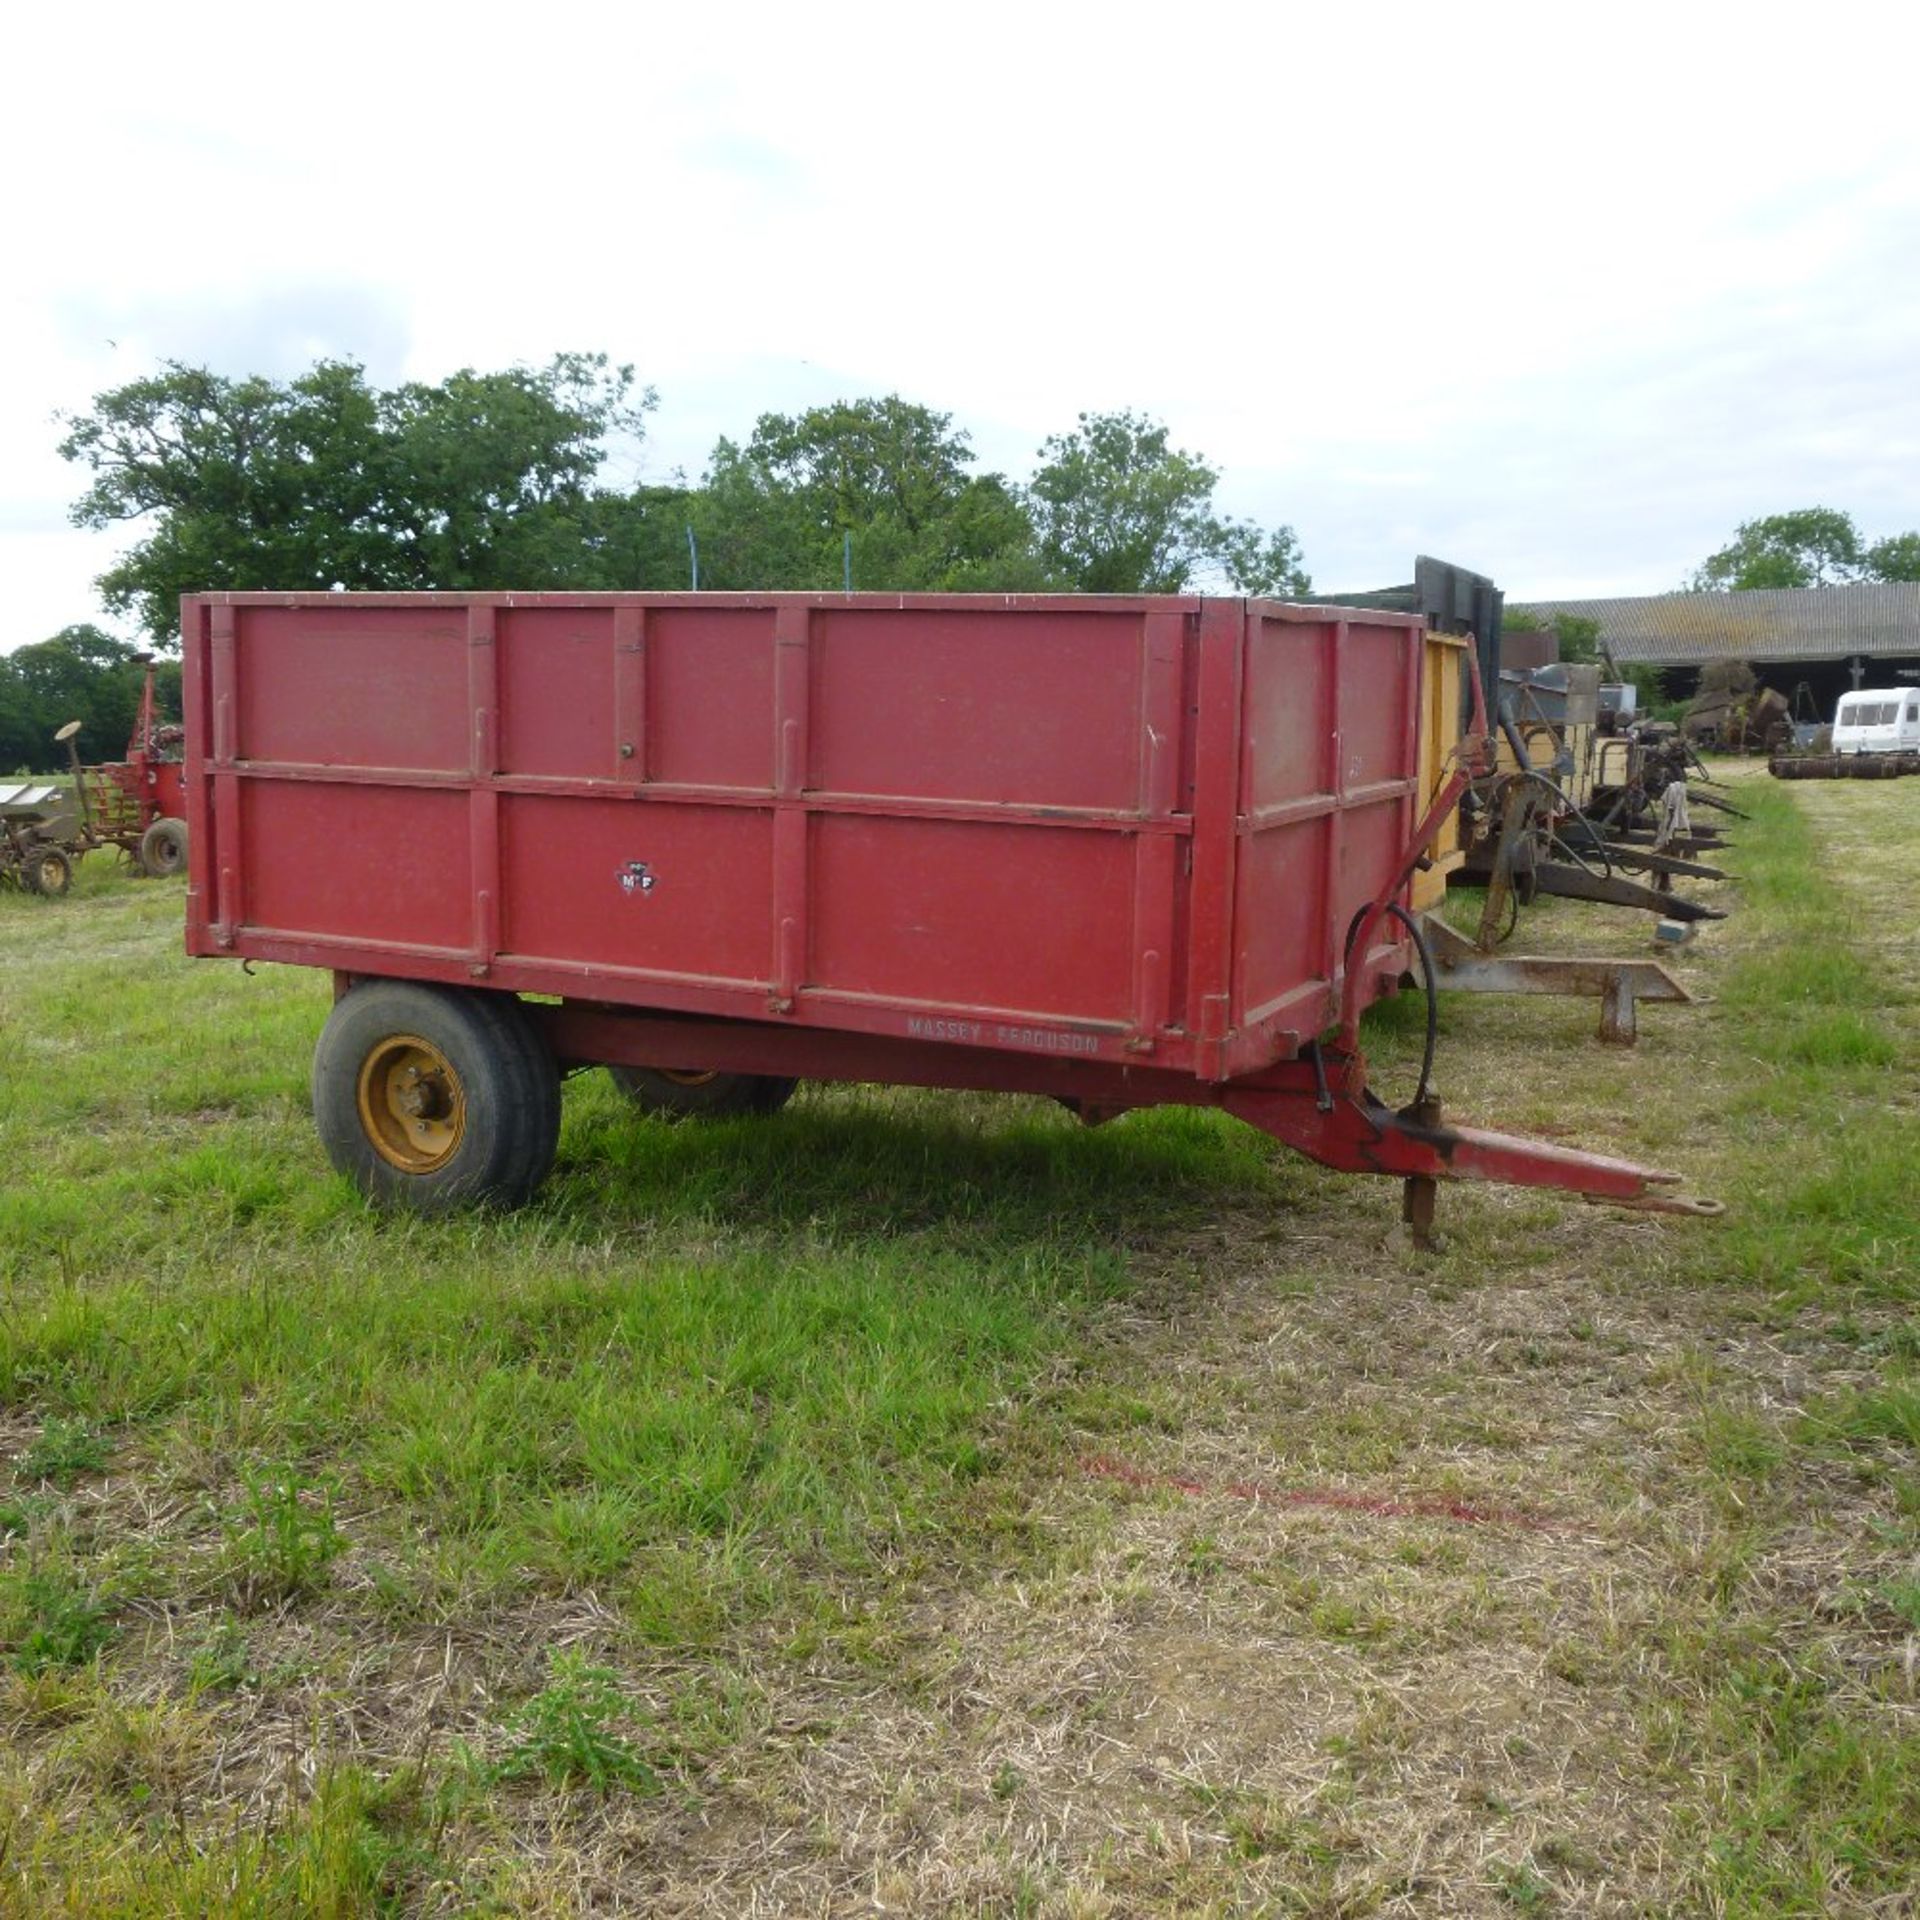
[691, 397, 1052, 590]
[59, 359, 1318, 626]
[1689, 508, 1920, 590]
[1026, 410, 1309, 595]
[1865, 531, 1920, 583]
[59, 354, 666, 644]
[1690, 508, 1864, 589]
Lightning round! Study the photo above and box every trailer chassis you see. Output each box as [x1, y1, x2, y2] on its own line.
[509, 995, 1719, 1249]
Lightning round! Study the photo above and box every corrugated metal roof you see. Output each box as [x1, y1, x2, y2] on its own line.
[1521, 582, 1920, 667]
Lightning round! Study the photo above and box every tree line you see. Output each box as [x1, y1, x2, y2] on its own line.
[0, 626, 180, 773]
[1690, 507, 1920, 590]
[34, 352, 1909, 776]
[53, 354, 1311, 652]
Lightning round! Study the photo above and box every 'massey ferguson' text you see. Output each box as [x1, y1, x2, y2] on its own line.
[906, 1016, 1101, 1056]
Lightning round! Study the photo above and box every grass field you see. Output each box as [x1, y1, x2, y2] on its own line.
[0, 770, 1915, 1915]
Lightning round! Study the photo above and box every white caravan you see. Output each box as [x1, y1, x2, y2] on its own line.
[1831, 688, 1920, 756]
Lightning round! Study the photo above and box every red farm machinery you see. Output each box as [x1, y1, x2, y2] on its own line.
[177, 589, 1721, 1241]
[1, 661, 188, 899]
[63, 657, 191, 878]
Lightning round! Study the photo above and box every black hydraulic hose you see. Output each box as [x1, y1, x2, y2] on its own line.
[1517, 766, 1614, 881]
[1491, 883, 1521, 947]
[1306, 1037, 1333, 1113]
[1499, 710, 1534, 778]
[1345, 901, 1438, 1113]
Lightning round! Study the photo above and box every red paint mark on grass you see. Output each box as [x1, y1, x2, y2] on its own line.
[1079, 1453, 1558, 1532]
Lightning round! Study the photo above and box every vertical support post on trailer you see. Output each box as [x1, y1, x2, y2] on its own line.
[180, 600, 210, 939]
[1128, 610, 1187, 1049]
[466, 604, 500, 977]
[1400, 1090, 1444, 1248]
[613, 604, 648, 784]
[208, 602, 242, 949]
[1185, 600, 1246, 1077]
[1399, 615, 1423, 911]
[770, 603, 812, 1014]
[1321, 619, 1349, 1000]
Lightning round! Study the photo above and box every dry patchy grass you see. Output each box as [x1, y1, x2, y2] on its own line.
[0, 773, 1916, 1913]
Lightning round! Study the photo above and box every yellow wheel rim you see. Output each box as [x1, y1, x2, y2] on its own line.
[356, 1034, 467, 1173]
[656, 1068, 720, 1088]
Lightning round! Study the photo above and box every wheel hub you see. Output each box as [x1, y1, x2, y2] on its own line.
[393, 1064, 453, 1121]
[355, 1034, 466, 1173]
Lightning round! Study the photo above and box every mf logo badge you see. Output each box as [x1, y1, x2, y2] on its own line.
[618, 861, 657, 898]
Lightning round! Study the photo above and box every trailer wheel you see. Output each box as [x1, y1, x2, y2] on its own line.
[138, 817, 188, 877]
[23, 847, 72, 897]
[608, 1066, 798, 1121]
[313, 982, 560, 1212]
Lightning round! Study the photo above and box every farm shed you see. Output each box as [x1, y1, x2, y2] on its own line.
[1524, 581, 1920, 712]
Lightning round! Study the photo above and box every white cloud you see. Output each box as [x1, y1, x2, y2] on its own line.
[5, 0, 1918, 643]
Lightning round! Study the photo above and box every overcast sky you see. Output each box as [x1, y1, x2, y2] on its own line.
[4, 0, 1917, 650]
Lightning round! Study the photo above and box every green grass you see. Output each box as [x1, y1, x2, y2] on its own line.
[0, 1760, 454, 1916]
[0, 1566, 116, 1674]
[1696, 781, 1919, 1307]
[474, 1648, 661, 1794]
[0, 871, 1290, 1630]
[1670, 1646, 1920, 1916]
[15, 1415, 111, 1485]
[0, 863, 1231, 1905]
[0, 860, 1315, 1671]
[219, 1465, 346, 1604]
[0, 781, 1916, 1914]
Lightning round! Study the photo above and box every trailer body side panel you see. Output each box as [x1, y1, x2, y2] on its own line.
[182, 592, 1429, 1082]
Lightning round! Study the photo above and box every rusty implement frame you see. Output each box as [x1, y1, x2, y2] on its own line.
[1608, 826, 1729, 853]
[1523, 862, 1726, 922]
[1466, 780, 1726, 942]
[1600, 845, 1729, 885]
[1421, 913, 1691, 1046]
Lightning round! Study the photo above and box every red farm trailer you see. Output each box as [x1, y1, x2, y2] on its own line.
[179, 591, 1717, 1238]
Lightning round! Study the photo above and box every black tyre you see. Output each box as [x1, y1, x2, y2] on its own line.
[608, 1066, 798, 1121]
[23, 847, 72, 897]
[139, 817, 188, 878]
[313, 981, 561, 1212]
